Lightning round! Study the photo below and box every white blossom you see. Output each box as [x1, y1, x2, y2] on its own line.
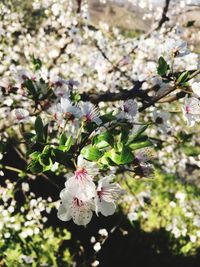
[80, 102, 102, 126]
[95, 175, 121, 216]
[118, 99, 138, 121]
[152, 110, 170, 133]
[57, 191, 94, 226]
[164, 39, 189, 58]
[13, 108, 29, 123]
[182, 96, 200, 126]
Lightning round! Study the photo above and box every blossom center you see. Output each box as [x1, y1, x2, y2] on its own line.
[16, 113, 24, 120]
[85, 113, 92, 123]
[123, 105, 130, 113]
[73, 197, 84, 207]
[75, 168, 87, 180]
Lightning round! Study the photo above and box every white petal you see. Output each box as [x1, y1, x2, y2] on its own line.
[57, 203, 71, 221]
[192, 82, 200, 97]
[65, 177, 96, 201]
[72, 207, 93, 226]
[77, 155, 99, 176]
[97, 200, 116, 216]
[60, 98, 70, 111]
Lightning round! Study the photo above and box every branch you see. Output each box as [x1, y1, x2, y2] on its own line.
[158, 91, 186, 103]
[80, 82, 152, 104]
[156, 0, 171, 30]
[139, 68, 200, 110]
[76, 0, 82, 13]
[139, 85, 176, 112]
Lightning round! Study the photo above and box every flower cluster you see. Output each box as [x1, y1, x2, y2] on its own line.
[57, 155, 121, 225]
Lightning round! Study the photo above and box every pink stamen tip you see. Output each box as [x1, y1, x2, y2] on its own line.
[186, 106, 190, 114]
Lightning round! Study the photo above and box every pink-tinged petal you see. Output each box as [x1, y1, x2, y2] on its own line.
[65, 172, 96, 201]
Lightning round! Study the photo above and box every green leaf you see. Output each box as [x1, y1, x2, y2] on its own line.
[23, 79, 36, 96]
[35, 116, 44, 143]
[120, 125, 129, 144]
[100, 113, 116, 124]
[43, 124, 48, 142]
[177, 71, 190, 85]
[129, 138, 153, 151]
[81, 145, 102, 161]
[30, 151, 40, 160]
[28, 160, 43, 174]
[71, 91, 81, 103]
[32, 57, 42, 71]
[94, 131, 114, 148]
[105, 146, 133, 165]
[59, 133, 67, 146]
[157, 56, 170, 77]
[128, 125, 149, 143]
[51, 149, 73, 166]
[59, 134, 73, 152]
[39, 154, 53, 171]
[64, 135, 73, 152]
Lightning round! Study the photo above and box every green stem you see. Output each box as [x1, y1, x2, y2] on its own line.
[4, 165, 22, 173]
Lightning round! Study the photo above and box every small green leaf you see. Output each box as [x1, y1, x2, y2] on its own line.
[94, 131, 114, 148]
[157, 56, 170, 77]
[128, 125, 149, 143]
[23, 79, 36, 96]
[129, 139, 153, 151]
[105, 147, 133, 165]
[35, 116, 44, 143]
[59, 133, 67, 146]
[43, 124, 48, 142]
[51, 149, 73, 167]
[81, 145, 102, 161]
[64, 135, 73, 152]
[30, 151, 40, 160]
[120, 125, 129, 144]
[39, 154, 53, 171]
[177, 71, 190, 85]
[71, 91, 81, 103]
[28, 160, 43, 174]
[32, 57, 42, 71]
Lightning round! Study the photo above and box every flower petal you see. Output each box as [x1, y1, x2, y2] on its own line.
[97, 200, 116, 216]
[57, 203, 71, 221]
